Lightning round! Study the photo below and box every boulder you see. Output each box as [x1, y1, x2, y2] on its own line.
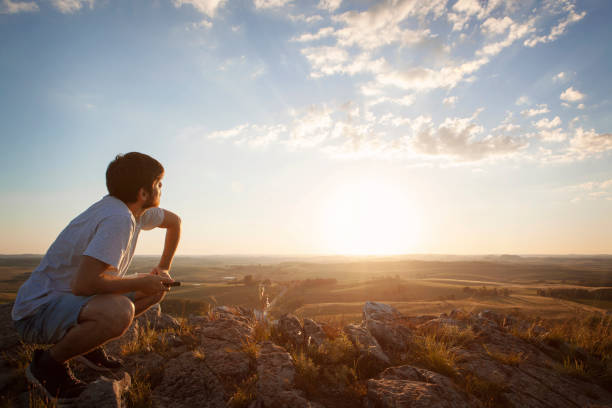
[76, 372, 131, 408]
[256, 342, 322, 408]
[363, 302, 413, 353]
[153, 351, 225, 408]
[199, 315, 254, 379]
[366, 365, 482, 408]
[137, 304, 180, 331]
[277, 314, 305, 347]
[303, 318, 327, 348]
[343, 323, 390, 376]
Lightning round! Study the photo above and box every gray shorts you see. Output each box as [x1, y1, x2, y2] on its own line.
[13, 292, 135, 345]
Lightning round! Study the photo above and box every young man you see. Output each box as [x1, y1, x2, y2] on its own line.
[11, 152, 181, 403]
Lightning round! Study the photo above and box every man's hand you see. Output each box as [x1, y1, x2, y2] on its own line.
[150, 266, 171, 279]
[140, 274, 174, 296]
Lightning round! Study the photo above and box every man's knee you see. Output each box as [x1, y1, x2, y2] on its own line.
[81, 294, 135, 337]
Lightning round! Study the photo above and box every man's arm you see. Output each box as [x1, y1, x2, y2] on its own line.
[154, 209, 181, 272]
[71, 255, 173, 297]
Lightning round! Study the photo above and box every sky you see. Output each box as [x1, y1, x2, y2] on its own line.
[1, 0, 611, 256]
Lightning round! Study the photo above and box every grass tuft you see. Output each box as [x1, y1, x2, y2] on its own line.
[227, 374, 258, 408]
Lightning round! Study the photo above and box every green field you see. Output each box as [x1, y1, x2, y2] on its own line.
[1, 254, 611, 321]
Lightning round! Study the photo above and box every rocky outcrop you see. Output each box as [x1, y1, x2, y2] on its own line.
[1, 300, 611, 408]
[153, 351, 225, 408]
[303, 318, 327, 348]
[277, 314, 305, 347]
[363, 301, 414, 354]
[366, 366, 482, 408]
[197, 308, 254, 379]
[343, 323, 390, 375]
[76, 373, 131, 408]
[256, 341, 323, 408]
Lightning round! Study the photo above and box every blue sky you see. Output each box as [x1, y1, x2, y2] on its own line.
[1, 0, 611, 255]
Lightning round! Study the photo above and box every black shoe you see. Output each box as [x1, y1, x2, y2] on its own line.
[75, 347, 123, 372]
[26, 349, 87, 404]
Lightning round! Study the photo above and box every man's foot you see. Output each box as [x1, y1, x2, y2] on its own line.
[75, 347, 123, 372]
[26, 349, 87, 404]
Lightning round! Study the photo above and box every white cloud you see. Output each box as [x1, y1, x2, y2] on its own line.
[376, 57, 489, 91]
[481, 16, 514, 36]
[560, 86, 585, 102]
[1, 0, 38, 14]
[534, 116, 561, 129]
[448, 0, 503, 31]
[292, 27, 334, 43]
[409, 109, 528, 161]
[288, 14, 323, 23]
[521, 104, 549, 117]
[577, 103, 585, 110]
[368, 94, 415, 107]
[569, 128, 612, 155]
[301, 47, 386, 78]
[515, 96, 529, 105]
[172, 0, 226, 18]
[207, 123, 287, 148]
[553, 71, 566, 81]
[208, 124, 249, 140]
[539, 129, 566, 142]
[317, 0, 341, 12]
[254, 0, 291, 9]
[287, 105, 334, 148]
[524, 5, 586, 47]
[190, 19, 213, 29]
[563, 178, 612, 202]
[51, 0, 94, 13]
[443, 96, 458, 107]
[477, 19, 534, 57]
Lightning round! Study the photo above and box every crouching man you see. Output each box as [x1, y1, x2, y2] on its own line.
[11, 152, 181, 403]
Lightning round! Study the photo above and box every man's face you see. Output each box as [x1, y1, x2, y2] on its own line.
[143, 176, 163, 209]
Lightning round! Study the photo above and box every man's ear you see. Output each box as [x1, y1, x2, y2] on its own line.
[138, 187, 149, 202]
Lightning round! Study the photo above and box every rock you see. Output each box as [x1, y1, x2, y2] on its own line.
[76, 372, 131, 408]
[105, 318, 140, 357]
[154, 351, 225, 408]
[366, 365, 482, 408]
[215, 306, 254, 326]
[363, 302, 413, 353]
[199, 315, 254, 379]
[277, 314, 305, 347]
[256, 342, 322, 408]
[137, 304, 180, 331]
[343, 323, 390, 376]
[303, 318, 327, 348]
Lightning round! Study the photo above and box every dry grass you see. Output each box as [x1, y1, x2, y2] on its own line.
[483, 345, 525, 366]
[227, 374, 258, 408]
[126, 370, 154, 408]
[461, 373, 510, 408]
[411, 334, 458, 378]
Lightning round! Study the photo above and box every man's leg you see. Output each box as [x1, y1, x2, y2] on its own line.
[49, 294, 134, 363]
[132, 290, 167, 317]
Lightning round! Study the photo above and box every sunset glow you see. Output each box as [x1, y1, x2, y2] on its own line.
[322, 180, 421, 255]
[1, 1, 611, 255]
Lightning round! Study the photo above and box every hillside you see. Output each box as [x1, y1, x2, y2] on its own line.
[1, 301, 611, 407]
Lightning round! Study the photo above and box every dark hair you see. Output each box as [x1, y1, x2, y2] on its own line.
[106, 152, 164, 203]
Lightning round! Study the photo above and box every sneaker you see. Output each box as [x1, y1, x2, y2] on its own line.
[75, 347, 123, 372]
[26, 349, 87, 404]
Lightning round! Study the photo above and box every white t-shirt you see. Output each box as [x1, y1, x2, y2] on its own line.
[12, 195, 164, 321]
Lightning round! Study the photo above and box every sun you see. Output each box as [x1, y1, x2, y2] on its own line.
[321, 179, 421, 255]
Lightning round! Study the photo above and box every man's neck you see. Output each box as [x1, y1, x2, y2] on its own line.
[126, 202, 145, 218]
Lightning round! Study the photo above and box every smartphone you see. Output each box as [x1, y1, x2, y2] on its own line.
[163, 281, 181, 287]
